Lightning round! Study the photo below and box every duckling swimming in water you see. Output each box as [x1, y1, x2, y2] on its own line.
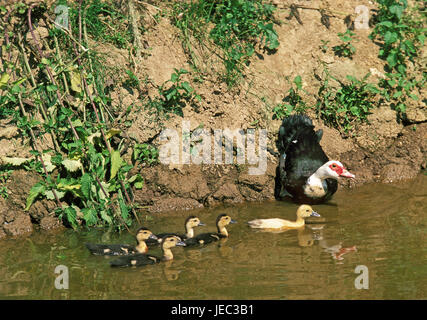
[109, 236, 186, 267]
[145, 215, 205, 246]
[247, 205, 320, 231]
[185, 214, 236, 246]
[85, 227, 158, 256]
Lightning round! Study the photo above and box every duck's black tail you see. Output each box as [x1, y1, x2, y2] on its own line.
[85, 243, 105, 255]
[277, 114, 322, 154]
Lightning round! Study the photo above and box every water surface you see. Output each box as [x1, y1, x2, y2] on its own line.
[0, 174, 425, 299]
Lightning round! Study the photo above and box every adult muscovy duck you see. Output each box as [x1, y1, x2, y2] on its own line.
[274, 114, 355, 204]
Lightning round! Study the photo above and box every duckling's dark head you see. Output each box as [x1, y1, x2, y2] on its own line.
[185, 216, 205, 229]
[136, 227, 158, 242]
[216, 214, 237, 228]
[161, 235, 186, 249]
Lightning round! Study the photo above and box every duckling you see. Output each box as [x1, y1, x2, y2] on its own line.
[85, 227, 158, 256]
[247, 205, 320, 231]
[145, 215, 205, 246]
[185, 214, 236, 246]
[110, 236, 186, 267]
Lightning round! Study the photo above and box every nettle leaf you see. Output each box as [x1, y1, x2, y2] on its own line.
[128, 174, 144, 189]
[45, 189, 65, 200]
[25, 182, 46, 211]
[82, 207, 98, 226]
[70, 70, 82, 93]
[42, 154, 56, 173]
[181, 81, 193, 94]
[80, 173, 92, 199]
[118, 193, 131, 225]
[106, 128, 121, 139]
[0, 73, 10, 89]
[62, 158, 83, 172]
[110, 150, 123, 180]
[1, 157, 30, 166]
[64, 206, 78, 229]
[100, 210, 113, 224]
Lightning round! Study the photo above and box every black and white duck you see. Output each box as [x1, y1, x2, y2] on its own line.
[275, 114, 355, 204]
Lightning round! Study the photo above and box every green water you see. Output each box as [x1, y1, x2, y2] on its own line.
[0, 175, 426, 299]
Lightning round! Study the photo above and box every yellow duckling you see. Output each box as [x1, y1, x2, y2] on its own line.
[247, 205, 320, 231]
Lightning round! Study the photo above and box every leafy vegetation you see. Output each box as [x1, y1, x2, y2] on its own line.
[0, 1, 147, 230]
[369, 0, 426, 118]
[145, 68, 201, 118]
[172, 0, 279, 86]
[332, 30, 356, 58]
[316, 70, 379, 133]
[273, 76, 309, 119]
[133, 143, 159, 166]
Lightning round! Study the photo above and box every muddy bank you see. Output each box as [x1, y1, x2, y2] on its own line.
[1, 120, 425, 239]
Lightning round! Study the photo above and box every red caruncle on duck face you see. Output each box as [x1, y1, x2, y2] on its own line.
[329, 162, 344, 176]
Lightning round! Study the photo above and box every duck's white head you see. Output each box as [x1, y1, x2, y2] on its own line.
[316, 160, 355, 180]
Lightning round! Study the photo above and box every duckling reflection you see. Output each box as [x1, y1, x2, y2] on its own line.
[161, 260, 182, 281]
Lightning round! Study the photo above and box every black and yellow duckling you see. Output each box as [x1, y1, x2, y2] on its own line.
[109, 235, 186, 267]
[145, 215, 205, 246]
[85, 227, 158, 256]
[185, 214, 236, 246]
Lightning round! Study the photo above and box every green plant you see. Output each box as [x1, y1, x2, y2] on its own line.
[0, 2, 145, 230]
[316, 70, 379, 133]
[272, 76, 309, 119]
[173, 0, 279, 87]
[369, 0, 426, 119]
[332, 30, 356, 58]
[123, 70, 140, 88]
[0, 168, 12, 199]
[320, 40, 329, 53]
[133, 143, 159, 166]
[146, 68, 201, 118]
[72, 0, 133, 49]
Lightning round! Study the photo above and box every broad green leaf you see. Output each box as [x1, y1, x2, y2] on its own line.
[64, 206, 78, 229]
[293, 76, 302, 90]
[0, 73, 10, 89]
[110, 150, 122, 180]
[181, 81, 193, 93]
[70, 70, 82, 93]
[82, 208, 98, 226]
[106, 128, 121, 139]
[80, 173, 91, 199]
[57, 183, 81, 191]
[100, 210, 113, 224]
[25, 182, 46, 211]
[118, 193, 131, 225]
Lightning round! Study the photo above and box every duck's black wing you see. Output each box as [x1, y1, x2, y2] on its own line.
[184, 233, 225, 247]
[109, 253, 161, 267]
[85, 243, 137, 256]
[277, 115, 333, 203]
